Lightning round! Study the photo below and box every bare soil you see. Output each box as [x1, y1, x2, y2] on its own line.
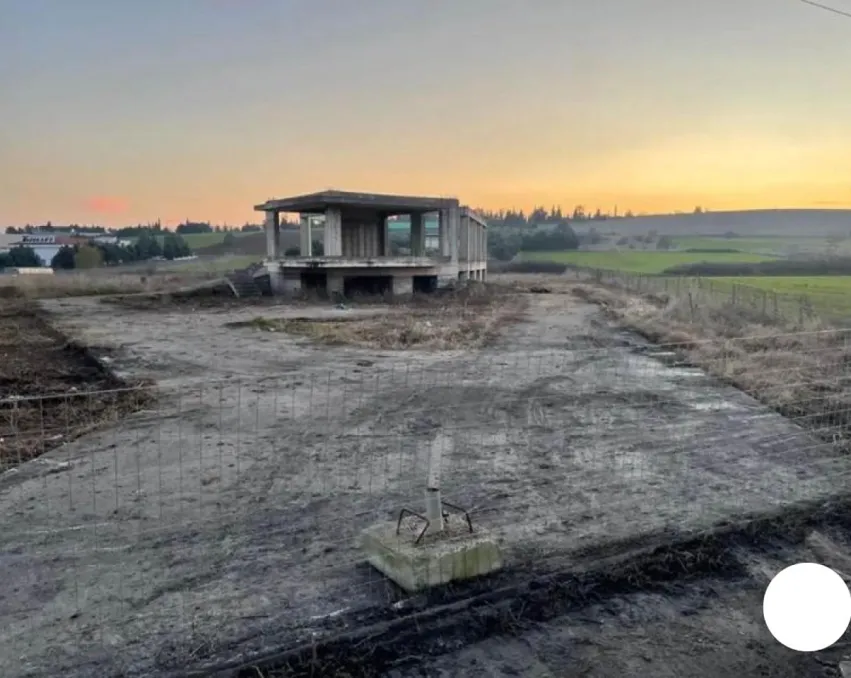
[2, 280, 851, 677]
[0, 301, 148, 470]
[251, 504, 851, 677]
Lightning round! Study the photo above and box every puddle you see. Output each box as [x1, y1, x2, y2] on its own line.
[690, 401, 740, 412]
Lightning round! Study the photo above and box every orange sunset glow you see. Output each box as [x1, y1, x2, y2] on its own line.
[3, 0, 851, 226]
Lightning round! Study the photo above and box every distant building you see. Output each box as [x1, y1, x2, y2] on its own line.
[19, 234, 85, 266]
[6, 267, 54, 276]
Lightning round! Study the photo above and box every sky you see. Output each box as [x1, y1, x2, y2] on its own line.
[2, 0, 851, 227]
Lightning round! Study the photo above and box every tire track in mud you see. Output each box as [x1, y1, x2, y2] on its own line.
[174, 496, 851, 678]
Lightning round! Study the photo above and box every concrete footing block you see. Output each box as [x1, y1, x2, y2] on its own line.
[360, 516, 503, 592]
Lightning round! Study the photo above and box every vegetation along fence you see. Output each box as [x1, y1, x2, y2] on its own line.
[561, 265, 851, 327]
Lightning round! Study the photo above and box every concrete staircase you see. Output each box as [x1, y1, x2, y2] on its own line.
[224, 270, 263, 298]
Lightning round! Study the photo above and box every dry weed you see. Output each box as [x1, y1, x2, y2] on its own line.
[570, 280, 851, 446]
[230, 286, 527, 350]
[0, 300, 152, 468]
[0, 270, 213, 300]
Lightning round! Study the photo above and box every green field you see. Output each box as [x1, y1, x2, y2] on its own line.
[716, 276, 851, 294]
[715, 276, 851, 305]
[699, 275, 851, 319]
[520, 250, 775, 274]
[151, 231, 254, 249]
[156, 254, 259, 272]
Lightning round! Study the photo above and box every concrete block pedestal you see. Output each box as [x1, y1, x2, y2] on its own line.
[360, 515, 503, 592]
[392, 275, 413, 296]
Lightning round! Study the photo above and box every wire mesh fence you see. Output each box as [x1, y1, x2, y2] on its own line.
[562, 265, 851, 326]
[3, 329, 851, 676]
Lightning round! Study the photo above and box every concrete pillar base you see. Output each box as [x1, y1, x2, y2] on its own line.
[360, 517, 503, 592]
[327, 274, 344, 296]
[269, 269, 285, 295]
[267, 266, 301, 296]
[282, 275, 302, 294]
[393, 276, 413, 296]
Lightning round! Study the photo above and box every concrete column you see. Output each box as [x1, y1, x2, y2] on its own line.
[264, 211, 280, 259]
[282, 273, 302, 294]
[266, 262, 285, 294]
[325, 207, 342, 256]
[483, 227, 488, 263]
[380, 215, 390, 256]
[299, 214, 312, 257]
[393, 275, 413, 296]
[447, 205, 460, 263]
[327, 274, 344, 296]
[410, 213, 425, 257]
[438, 209, 450, 257]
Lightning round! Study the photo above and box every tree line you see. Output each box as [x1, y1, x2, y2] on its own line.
[0, 231, 193, 270]
[5, 221, 264, 237]
[479, 205, 635, 228]
[488, 222, 581, 261]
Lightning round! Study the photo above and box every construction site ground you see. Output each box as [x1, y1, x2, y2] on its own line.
[1, 281, 850, 677]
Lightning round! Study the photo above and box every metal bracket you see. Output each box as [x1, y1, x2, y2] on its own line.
[396, 499, 474, 546]
[440, 499, 474, 535]
[396, 508, 431, 545]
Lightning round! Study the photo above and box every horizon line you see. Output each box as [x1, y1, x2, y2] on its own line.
[6, 205, 851, 230]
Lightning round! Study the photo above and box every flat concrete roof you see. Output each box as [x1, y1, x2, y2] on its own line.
[254, 190, 460, 215]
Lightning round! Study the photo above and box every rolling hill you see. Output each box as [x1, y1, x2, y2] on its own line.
[571, 209, 851, 237]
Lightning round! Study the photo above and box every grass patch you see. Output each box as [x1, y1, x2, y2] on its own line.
[161, 255, 260, 272]
[227, 286, 527, 350]
[696, 276, 851, 320]
[150, 232, 254, 249]
[520, 250, 775, 274]
[716, 275, 851, 296]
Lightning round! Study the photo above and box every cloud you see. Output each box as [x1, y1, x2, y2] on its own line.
[84, 195, 129, 215]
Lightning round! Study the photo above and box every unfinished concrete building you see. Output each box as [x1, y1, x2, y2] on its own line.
[253, 190, 487, 296]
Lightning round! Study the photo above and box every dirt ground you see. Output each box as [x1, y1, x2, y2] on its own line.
[0, 301, 147, 470]
[2, 282, 851, 677]
[390, 535, 849, 678]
